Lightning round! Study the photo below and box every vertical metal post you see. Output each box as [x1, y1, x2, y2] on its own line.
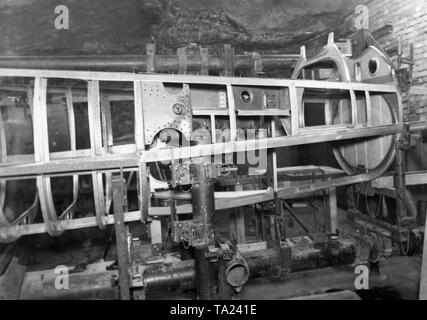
[251, 52, 264, 77]
[229, 184, 246, 244]
[146, 43, 156, 73]
[420, 207, 427, 299]
[395, 125, 408, 220]
[328, 188, 338, 233]
[191, 162, 218, 300]
[224, 44, 235, 77]
[112, 173, 131, 300]
[177, 47, 188, 74]
[200, 46, 209, 76]
[395, 125, 409, 257]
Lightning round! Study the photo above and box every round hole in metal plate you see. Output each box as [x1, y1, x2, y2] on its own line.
[368, 59, 378, 74]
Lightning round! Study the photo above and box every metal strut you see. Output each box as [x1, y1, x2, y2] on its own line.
[191, 162, 218, 300]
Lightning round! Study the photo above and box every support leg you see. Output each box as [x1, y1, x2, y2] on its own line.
[329, 188, 338, 234]
[419, 213, 427, 299]
[112, 173, 131, 300]
[191, 162, 218, 300]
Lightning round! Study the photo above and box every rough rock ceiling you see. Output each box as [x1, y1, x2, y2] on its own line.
[0, 0, 362, 55]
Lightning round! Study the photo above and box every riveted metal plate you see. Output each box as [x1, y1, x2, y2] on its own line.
[142, 82, 192, 145]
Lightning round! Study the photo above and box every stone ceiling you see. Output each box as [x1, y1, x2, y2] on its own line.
[0, 0, 364, 55]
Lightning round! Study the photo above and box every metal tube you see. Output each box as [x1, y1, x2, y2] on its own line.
[141, 239, 355, 293]
[225, 251, 249, 287]
[17, 239, 355, 299]
[143, 260, 195, 294]
[191, 162, 218, 300]
[0, 54, 299, 73]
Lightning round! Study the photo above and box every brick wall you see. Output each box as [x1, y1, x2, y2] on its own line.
[359, 0, 427, 120]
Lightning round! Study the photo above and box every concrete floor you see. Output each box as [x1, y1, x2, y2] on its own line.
[8, 205, 423, 300]
[240, 255, 421, 300]
[16, 240, 422, 300]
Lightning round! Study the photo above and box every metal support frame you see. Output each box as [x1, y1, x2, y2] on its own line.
[0, 63, 423, 240]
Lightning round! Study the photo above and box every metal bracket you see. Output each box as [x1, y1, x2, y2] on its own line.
[172, 220, 207, 247]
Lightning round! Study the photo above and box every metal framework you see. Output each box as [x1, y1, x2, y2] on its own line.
[1, 34, 427, 300]
[0, 65, 414, 239]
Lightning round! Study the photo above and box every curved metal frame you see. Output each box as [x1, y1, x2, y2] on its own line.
[0, 87, 39, 242]
[0, 63, 409, 240]
[90, 82, 114, 229]
[33, 78, 79, 236]
[291, 33, 400, 176]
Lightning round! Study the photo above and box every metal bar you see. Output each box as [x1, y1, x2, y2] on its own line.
[87, 80, 103, 156]
[226, 84, 237, 142]
[289, 86, 300, 135]
[0, 168, 386, 237]
[328, 188, 338, 233]
[199, 47, 209, 76]
[282, 201, 313, 239]
[0, 123, 406, 179]
[420, 210, 427, 299]
[223, 45, 235, 77]
[0, 68, 400, 93]
[146, 45, 156, 73]
[133, 81, 145, 150]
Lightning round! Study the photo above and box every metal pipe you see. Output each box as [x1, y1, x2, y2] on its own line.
[191, 162, 218, 300]
[0, 54, 299, 73]
[142, 239, 355, 294]
[224, 251, 249, 288]
[17, 239, 355, 299]
[143, 260, 195, 294]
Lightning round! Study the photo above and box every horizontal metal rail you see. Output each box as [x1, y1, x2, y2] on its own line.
[0, 68, 400, 92]
[0, 123, 408, 179]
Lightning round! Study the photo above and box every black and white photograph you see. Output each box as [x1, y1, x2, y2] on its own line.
[0, 0, 426, 306]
